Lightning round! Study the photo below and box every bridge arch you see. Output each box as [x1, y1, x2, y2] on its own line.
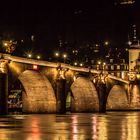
[70, 77, 99, 112]
[106, 85, 129, 110]
[18, 70, 56, 113]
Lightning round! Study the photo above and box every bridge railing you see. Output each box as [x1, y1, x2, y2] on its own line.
[1, 53, 130, 84]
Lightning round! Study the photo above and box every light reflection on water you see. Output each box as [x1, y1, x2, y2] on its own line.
[0, 112, 140, 140]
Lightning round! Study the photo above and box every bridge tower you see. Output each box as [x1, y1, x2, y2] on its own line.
[128, 24, 140, 80]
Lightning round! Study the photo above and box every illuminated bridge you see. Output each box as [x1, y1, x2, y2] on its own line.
[0, 53, 139, 114]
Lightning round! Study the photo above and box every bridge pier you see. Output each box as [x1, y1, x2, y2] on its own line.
[56, 78, 66, 113]
[129, 80, 140, 108]
[96, 74, 107, 112]
[97, 82, 107, 112]
[0, 73, 8, 115]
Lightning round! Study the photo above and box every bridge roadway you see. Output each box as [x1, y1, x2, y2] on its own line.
[2, 53, 129, 84]
[0, 53, 138, 114]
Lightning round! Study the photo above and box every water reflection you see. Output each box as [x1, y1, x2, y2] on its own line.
[0, 112, 140, 140]
[72, 115, 78, 140]
[122, 113, 139, 140]
[91, 116, 97, 139]
[27, 117, 41, 140]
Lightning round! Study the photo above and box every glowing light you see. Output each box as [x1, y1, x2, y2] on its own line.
[120, 0, 135, 5]
[33, 65, 38, 70]
[4, 43, 8, 46]
[103, 62, 106, 65]
[98, 61, 101, 65]
[36, 55, 41, 59]
[63, 53, 67, 58]
[121, 113, 138, 140]
[80, 63, 83, 67]
[93, 78, 96, 83]
[92, 116, 98, 140]
[104, 41, 109, 46]
[73, 75, 77, 81]
[55, 52, 60, 57]
[72, 115, 78, 140]
[28, 54, 32, 58]
[128, 41, 132, 45]
[74, 62, 78, 66]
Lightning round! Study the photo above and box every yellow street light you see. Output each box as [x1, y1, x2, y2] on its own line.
[37, 55, 41, 59]
[55, 52, 60, 57]
[63, 53, 67, 63]
[98, 61, 101, 65]
[63, 53, 67, 58]
[103, 62, 106, 65]
[128, 41, 132, 45]
[80, 63, 83, 67]
[104, 41, 109, 46]
[74, 62, 78, 66]
[28, 54, 32, 58]
[4, 42, 8, 47]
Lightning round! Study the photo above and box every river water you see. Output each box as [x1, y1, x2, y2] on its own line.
[0, 111, 140, 140]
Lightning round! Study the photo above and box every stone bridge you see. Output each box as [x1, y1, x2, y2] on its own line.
[0, 53, 140, 114]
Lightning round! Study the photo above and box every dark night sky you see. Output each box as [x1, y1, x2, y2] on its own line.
[0, 0, 140, 55]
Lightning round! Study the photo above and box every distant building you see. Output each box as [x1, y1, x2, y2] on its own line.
[128, 25, 140, 80]
[92, 58, 129, 80]
[129, 42, 140, 72]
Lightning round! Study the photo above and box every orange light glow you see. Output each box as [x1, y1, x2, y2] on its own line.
[33, 65, 38, 70]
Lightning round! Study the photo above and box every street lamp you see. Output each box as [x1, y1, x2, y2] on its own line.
[103, 62, 106, 70]
[104, 41, 109, 46]
[74, 62, 78, 66]
[128, 40, 132, 45]
[4, 42, 8, 47]
[28, 54, 32, 58]
[63, 53, 67, 63]
[97, 61, 106, 70]
[80, 63, 84, 67]
[98, 61, 101, 65]
[36, 55, 41, 59]
[54, 52, 60, 57]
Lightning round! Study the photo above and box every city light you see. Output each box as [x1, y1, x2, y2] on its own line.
[28, 54, 32, 58]
[103, 62, 106, 65]
[54, 52, 60, 57]
[4, 42, 8, 47]
[33, 64, 38, 70]
[80, 63, 83, 67]
[128, 41, 132, 45]
[63, 53, 67, 58]
[104, 41, 109, 46]
[63, 53, 67, 63]
[98, 61, 101, 65]
[74, 62, 78, 66]
[36, 55, 41, 59]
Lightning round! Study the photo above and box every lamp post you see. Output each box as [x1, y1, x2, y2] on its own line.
[98, 61, 101, 70]
[96, 61, 107, 113]
[80, 63, 84, 67]
[54, 52, 68, 63]
[63, 53, 67, 63]
[54, 52, 60, 62]
[74, 62, 78, 66]
[104, 41, 109, 46]
[36, 55, 41, 59]
[55, 52, 60, 57]
[103, 62, 106, 70]
[28, 54, 32, 58]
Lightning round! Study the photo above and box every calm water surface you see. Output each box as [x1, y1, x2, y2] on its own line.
[0, 112, 140, 140]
